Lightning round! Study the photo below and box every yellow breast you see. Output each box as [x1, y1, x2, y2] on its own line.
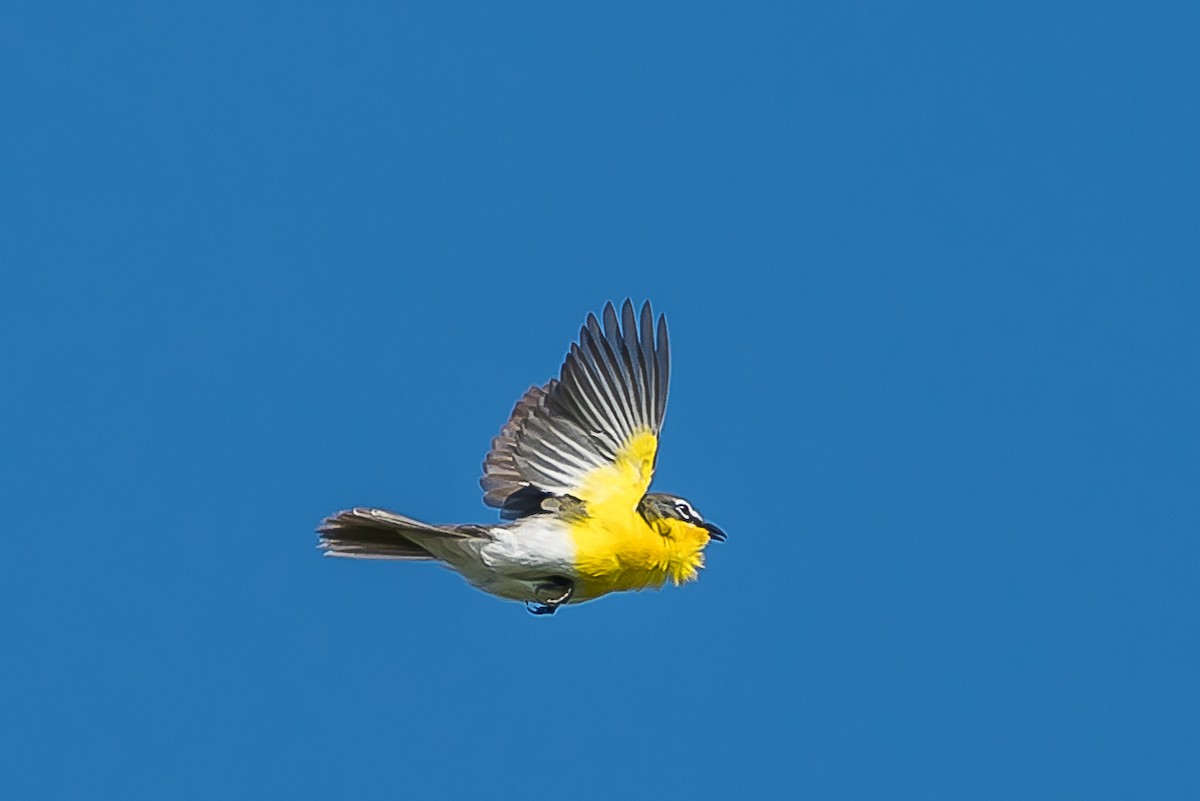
[568, 506, 711, 601]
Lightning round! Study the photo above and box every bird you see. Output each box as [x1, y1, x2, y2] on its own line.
[317, 299, 725, 615]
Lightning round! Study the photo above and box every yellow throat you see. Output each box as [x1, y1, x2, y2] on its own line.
[563, 429, 711, 600]
[569, 512, 711, 600]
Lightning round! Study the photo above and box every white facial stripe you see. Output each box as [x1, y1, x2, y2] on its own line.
[673, 499, 700, 520]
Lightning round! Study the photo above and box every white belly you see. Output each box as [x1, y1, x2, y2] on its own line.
[450, 515, 577, 602]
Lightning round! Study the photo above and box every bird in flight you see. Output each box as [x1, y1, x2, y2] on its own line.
[318, 299, 725, 615]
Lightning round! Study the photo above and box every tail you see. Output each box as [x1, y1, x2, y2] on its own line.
[317, 508, 471, 560]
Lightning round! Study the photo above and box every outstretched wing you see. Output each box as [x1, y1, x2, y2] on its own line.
[480, 299, 669, 519]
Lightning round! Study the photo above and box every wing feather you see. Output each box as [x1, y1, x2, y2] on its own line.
[623, 300, 651, 429]
[582, 318, 635, 436]
[655, 313, 670, 424]
[480, 300, 669, 516]
[561, 344, 624, 451]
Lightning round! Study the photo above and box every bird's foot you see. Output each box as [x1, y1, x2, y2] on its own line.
[526, 577, 574, 616]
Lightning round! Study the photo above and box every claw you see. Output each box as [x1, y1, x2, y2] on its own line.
[526, 577, 574, 616]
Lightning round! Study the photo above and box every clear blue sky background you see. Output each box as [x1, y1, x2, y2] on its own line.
[2, 2, 1197, 799]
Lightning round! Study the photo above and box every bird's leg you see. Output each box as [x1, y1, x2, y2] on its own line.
[526, 577, 574, 616]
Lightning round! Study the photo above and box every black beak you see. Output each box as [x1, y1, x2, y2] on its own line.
[702, 521, 727, 542]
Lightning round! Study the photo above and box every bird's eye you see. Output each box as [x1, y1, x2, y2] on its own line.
[674, 501, 695, 520]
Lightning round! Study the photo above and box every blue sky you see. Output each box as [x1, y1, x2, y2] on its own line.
[2, 2, 1197, 799]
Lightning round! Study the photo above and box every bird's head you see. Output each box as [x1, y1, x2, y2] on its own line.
[638, 492, 727, 544]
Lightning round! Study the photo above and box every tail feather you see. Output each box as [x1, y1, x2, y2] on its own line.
[317, 508, 468, 561]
